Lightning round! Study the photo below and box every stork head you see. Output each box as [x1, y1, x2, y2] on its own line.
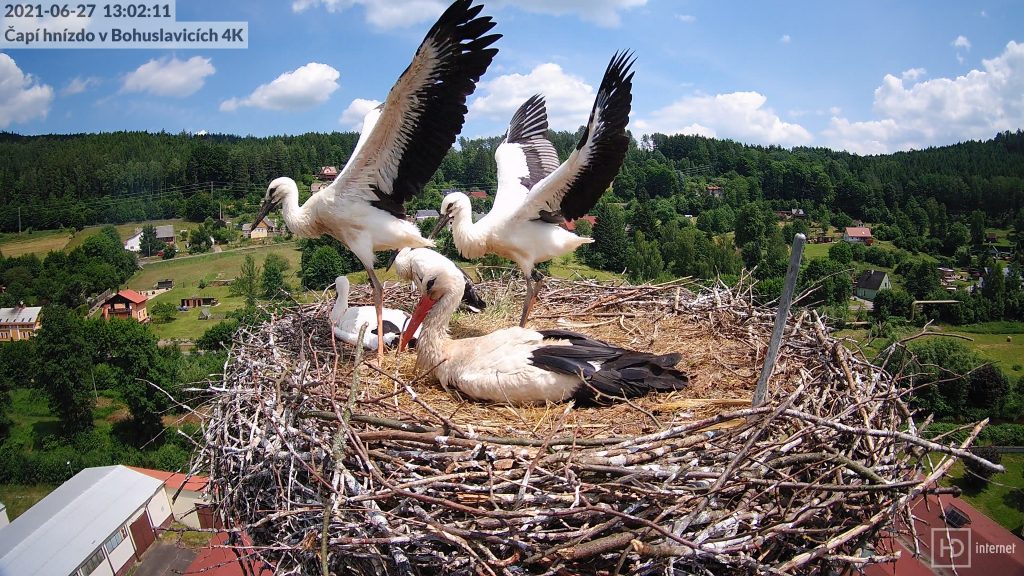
[430, 192, 472, 239]
[397, 248, 468, 351]
[253, 177, 296, 229]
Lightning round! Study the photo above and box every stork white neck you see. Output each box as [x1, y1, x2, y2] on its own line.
[444, 193, 488, 259]
[331, 276, 350, 326]
[274, 177, 320, 238]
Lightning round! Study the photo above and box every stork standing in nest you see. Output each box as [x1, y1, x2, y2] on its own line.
[252, 0, 500, 357]
[431, 51, 634, 327]
[395, 248, 687, 404]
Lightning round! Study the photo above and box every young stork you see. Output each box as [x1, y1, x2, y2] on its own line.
[431, 51, 634, 327]
[395, 248, 688, 405]
[252, 0, 500, 357]
[330, 276, 418, 350]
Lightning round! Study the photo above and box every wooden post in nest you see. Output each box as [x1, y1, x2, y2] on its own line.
[753, 233, 805, 407]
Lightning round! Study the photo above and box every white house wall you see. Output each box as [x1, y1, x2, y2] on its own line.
[146, 490, 173, 528]
[107, 533, 135, 573]
[169, 489, 205, 529]
[85, 558, 114, 576]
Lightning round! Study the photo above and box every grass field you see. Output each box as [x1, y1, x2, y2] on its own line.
[836, 323, 1024, 381]
[940, 453, 1024, 533]
[0, 484, 57, 520]
[0, 229, 74, 257]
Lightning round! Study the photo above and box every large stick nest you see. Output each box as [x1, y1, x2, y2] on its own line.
[195, 274, 994, 575]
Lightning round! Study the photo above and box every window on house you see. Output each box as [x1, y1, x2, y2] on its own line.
[103, 526, 127, 554]
[80, 548, 106, 575]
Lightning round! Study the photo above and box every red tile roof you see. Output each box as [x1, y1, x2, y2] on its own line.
[562, 215, 598, 232]
[468, 190, 488, 199]
[845, 226, 873, 238]
[117, 289, 148, 304]
[128, 466, 209, 493]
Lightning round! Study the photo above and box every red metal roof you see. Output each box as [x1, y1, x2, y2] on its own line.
[128, 466, 209, 493]
[864, 492, 1024, 575]
[184, 532, 272, 576]
[116, 289, 148, 304]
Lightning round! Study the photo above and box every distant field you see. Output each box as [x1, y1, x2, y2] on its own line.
[836, 323, 1024, 381]
[0, 484, 57, 521]
[128, 243, 304, 341]
[65, 219, 196, 252]
[0, 229, 73, 257]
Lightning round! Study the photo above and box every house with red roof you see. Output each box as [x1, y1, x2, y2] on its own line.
[128, 467, 215, 530]
[844, 226, 874, 245]
[864, 492, 1024, 575]
[561, 215, 598, 233]
[101, 289, 150, 323]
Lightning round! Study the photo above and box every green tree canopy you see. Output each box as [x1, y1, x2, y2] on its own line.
[35, 306, 94, 436]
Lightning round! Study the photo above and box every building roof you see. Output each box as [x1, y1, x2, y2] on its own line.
[845, 226, 873, 238]
[0, 465, 164, 576]
[415, 209, 440, 219]
[128, 466, 209, 493]
[186, 532, 273, 576]
[866, 492, 1024, 575]
[114, 289, 148, 304]
[468, 190, 488, 199]
[155, 225, 175, 238]
[856, 270, 889, 291]
[0, 306, 41, 325]
[562, 215, 598, 232]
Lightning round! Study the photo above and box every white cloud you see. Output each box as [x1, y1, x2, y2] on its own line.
[953, 35, 972, 50]
[900, 68, 926, 81]
[293, 0, 645, 28]
[339, 98, 381, 129]
[122, 56, 215, 98]
[780, 34, 791, 44]
[470, 63, 596, 130]
[675, 14, 696, 23]
[822, 41, 1024, 154]
[62, 76, 100, 96]
[0, 54, 54, 128]
[634, 91, 813, 147]
[221, 63, 340, 112]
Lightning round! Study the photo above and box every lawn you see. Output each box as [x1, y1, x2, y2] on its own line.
[0, 484, 57, 521]
[0, 229, 74, 257]
[939, 453, 1024, 533]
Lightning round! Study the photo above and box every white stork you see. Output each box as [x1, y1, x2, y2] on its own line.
[330, 276, 419, 350]
[394, 248, 687, 405]
[252, 0, 500, 357]
[431, 51, 635, 326]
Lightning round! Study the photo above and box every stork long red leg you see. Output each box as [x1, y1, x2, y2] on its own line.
[365, 266, 386, 359]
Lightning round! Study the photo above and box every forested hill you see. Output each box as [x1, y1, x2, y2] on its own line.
[0, 128, 1022, 234]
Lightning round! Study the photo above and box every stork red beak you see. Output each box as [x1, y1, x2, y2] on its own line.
[399, 293, 437, 351]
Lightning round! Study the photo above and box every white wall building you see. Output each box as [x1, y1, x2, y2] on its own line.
[0, 465, 172, 576]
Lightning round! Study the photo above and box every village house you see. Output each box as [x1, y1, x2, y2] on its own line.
[123, 230, 143, 252]
[414, 209, 440, 222]
[154, 225, 176, 245]
[706, 185, 724, 199]
[468, 190, 488, 200]
[128, 467, 215, 530]
[854, 270, 891, 301]
[101, 289, 150, 323]
[0, 303, 42, 341]
[244, 218, 277, 241]
[180, 296, 218, 309]
[0, 465, 173, 576]
[843, 226, 874, 245]
[560, 215, 598, 233]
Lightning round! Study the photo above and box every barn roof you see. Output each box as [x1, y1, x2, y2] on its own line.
[0, 306, 41, 325]
[128, 466, 209, 493]
[856, 270, 889, 291]
[845, 226, 873, 238]
[0, 465, 163, 576]
[155, 225, 175, 238]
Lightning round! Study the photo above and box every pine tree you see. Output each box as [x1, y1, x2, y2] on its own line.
[261, 254, 290, 299]
[626, 230, 664, 282]
[588, 203, 628, 272]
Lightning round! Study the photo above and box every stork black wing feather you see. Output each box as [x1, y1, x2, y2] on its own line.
[530, 328, 688, 405]
[372, 0, 501, 217]
[558, 51, 635, 221]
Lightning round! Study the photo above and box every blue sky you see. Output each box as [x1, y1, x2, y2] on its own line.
[1, 0, 1023, 154]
